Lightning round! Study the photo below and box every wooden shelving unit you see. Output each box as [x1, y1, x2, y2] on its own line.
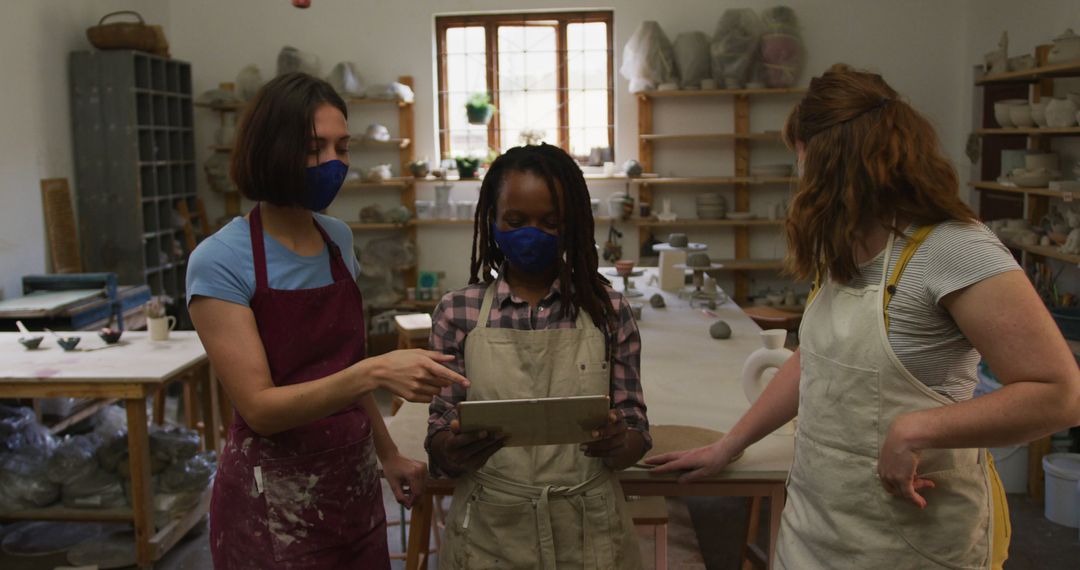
[973, 47, 1080, 502]
[636, 88, 802, 302]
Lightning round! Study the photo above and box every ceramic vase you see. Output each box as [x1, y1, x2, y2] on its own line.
[741, 329, 795, 433]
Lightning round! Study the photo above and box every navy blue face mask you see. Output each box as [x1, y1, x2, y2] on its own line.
[492, 223, 560, 274]
[302, 159, 348, 211]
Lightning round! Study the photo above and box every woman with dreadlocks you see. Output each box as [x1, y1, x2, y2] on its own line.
[425, 144, 648, 569]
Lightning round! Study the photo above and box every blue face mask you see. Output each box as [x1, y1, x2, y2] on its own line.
[302, 159, 348, 211]
[492, 223, 560, 274]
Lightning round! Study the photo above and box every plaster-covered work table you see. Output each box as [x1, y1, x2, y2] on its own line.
[0, 331, 218, 569]
[387, 269, 795, 569]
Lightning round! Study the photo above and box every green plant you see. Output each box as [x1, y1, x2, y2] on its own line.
[465, 93, 496, 125]
[455, 156, 482, 178]
[145, 298, 166, 319]
[466, 92, 493, 111]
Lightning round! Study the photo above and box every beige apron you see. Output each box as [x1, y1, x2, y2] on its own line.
[439, 281, 642, 570]
[776, 231, 993, 570]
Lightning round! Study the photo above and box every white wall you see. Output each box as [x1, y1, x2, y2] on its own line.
[1, 0, 1070, 298]
[0, 0, 171, 300]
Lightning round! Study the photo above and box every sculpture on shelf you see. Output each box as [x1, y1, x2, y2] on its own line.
[984, 31, 1008, 75]
[740, 329, 795, 433]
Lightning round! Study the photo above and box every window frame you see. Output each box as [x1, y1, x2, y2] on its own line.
[435, 10, 615, 161]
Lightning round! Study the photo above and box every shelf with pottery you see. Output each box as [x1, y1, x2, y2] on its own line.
[975, 127, 1080, 136]
[210, 138, 411, 154]
[637, 84, 803, 303]
[637, 87, 806, 98]
[969, 181, 1079, 199]
[708, 259, 786, 271]
[635, 219, 783, 228]
[1005, 241, 1080, 266]
[341, 177, 413, 189]
[638, 132, 783, 143]
[410, 173, 661, 183]
[193, 95, 410, 113]
[975, 60, 1080, 85]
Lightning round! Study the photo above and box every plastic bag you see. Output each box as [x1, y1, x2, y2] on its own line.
[150, 425, 199, 464]
[62, 469, 127, 509]
[365, 82, 415, 103]
[277, 46, 320, 77]
[674, 32, 712, 89]
[327, 62, 364, 97]
[0, 405, 35, 447]
[157, 451, 217, 495]
[96, 430, 128, 474]
[1, 406, 57, 455]
[758, 6, 804, 88]
[710, 9, 764, 89]
[620, 21, 678, 93]
[0, 452, 60, 510]
[48, 434, 103, 486]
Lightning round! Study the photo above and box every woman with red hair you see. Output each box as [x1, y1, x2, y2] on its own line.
[649, 64, 1080, 569]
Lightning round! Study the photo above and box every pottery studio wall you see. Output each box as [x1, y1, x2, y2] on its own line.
[0, 1, 1067, 300]
[0, 0, 172, 300]
[168, 0, 979, 293]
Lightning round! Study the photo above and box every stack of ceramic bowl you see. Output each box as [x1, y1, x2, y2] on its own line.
[993, 99, 1029, 128]
[696, 193, 727, 220]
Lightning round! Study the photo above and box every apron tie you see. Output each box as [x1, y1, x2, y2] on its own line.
[471, 469, 610, 570]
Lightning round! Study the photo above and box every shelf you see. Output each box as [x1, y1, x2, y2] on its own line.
[0, 504, 134, 522]
[144, 260, 187, 274]
[134, 88, 191, 99]
[142, 228, 183, 240]
[639, 132, 782, 142]
[193, 101, 244, 112]
[342, 177, 412, 189]
[975, 127, 1080, 137]
[348, 222, 413, 230]
[969, 181, 1078, 199]
[975, 60, 1080, 85]
[1006, 241, 1080, 265]
[352, 137, 411, 149]
[638, 87, 806, 98]
[633, 176, 797, 186]
[138, 161, 195, 167]
[635, 219, 782, 228]
[414, 219, 471, 226]
[709, 259, 786, 271]
[348, 96, 411, 108]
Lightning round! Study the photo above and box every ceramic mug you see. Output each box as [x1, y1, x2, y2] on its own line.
[148, 316, 176, 341]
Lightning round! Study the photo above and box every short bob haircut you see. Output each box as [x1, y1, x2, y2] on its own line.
[230, 72, 348, 206]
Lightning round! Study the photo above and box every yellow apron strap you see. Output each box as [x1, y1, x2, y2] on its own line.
[807, 269, 823, 305]
[986, 451, 1011, 570]
[883, 225, 936, 331]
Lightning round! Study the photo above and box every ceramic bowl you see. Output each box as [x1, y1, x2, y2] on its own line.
[414, 200, 434, 220]
[1046, 98, 1079, 128]
[686, 252, 712, 268]
[1025, 152, 1059, 171]
[18, 336, 43, 350]
[57, 336, 81, 351]
[1031, 101, 1049, 127]
[1010, 170, 1052, 188]
[98, 328, 123, 344]
[1009, 104, 1035, 128]
[667, 233, 689, 248]
[994, 99, 1027, 128]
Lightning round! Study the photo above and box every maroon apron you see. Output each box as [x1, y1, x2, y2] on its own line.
[209, 205, 389, 569]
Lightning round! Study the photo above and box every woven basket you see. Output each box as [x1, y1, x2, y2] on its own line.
[86, 11, 167, 56]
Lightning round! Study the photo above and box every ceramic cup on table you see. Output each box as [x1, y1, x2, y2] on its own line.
[148, 316, 177, 341]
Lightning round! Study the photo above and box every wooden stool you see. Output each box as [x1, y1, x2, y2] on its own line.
[395, 313, 432, 350]
[625, 496, 669, 570]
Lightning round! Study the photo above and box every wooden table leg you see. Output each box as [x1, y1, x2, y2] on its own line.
[152, 387, 166, 426]
[182, 375, 198, 431]
[126, 397, 156, 569]
[217, 373, 233, 435]
[405, 492, 434, 569]
[199, 364, 220, 452]
[741, 496, 762, 570]
[768, 484, 786, 570]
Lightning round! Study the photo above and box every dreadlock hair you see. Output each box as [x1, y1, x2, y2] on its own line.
[468, 144, 618, 340]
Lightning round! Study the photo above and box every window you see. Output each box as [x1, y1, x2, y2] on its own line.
[435, 11, 614, 162]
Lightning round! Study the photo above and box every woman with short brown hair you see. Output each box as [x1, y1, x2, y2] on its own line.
[649, 64, 1080, 569]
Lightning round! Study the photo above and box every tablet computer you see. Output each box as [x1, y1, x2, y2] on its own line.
[457, 395, 610, 447]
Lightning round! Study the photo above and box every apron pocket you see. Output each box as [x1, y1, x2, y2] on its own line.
[886, 462, 991, 569]
[462, 492, 540, 569]
[261, 437, 383, 562]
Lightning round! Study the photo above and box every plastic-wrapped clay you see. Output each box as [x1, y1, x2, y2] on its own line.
[619, 21, 678, 93]
[276, 46, 320, 77]
[0, 404, 34, 437]
[1, 414, 57, 456]
[327, 62, 364, 97]
[157, 451, 217, 495]
[48, 434, 103, 486]
[0, 453, 60, 510]
[674, 32, 712, 89]
[236, 64, 264, 100]
[758, 6, 804, 88]
[96, 430, 128, 474]
[62, 469, 127, 509]
[710, 9, 764, 89]
[150, 425, 200, 464]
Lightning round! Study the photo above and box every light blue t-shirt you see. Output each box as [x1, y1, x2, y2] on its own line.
[185, 214, 360, 306]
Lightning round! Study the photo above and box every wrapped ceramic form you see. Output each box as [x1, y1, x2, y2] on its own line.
[674, 32, 711, 89]
[327, 62, 364, 96]
[236, 65, 263, 101]
[710, 9, 764, 88]
[620, 21, 678, 93]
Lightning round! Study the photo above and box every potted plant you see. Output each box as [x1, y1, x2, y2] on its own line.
[455, 156, 481, 179]
[465, 92, 495, 125]
[145, 297, 176, 341]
